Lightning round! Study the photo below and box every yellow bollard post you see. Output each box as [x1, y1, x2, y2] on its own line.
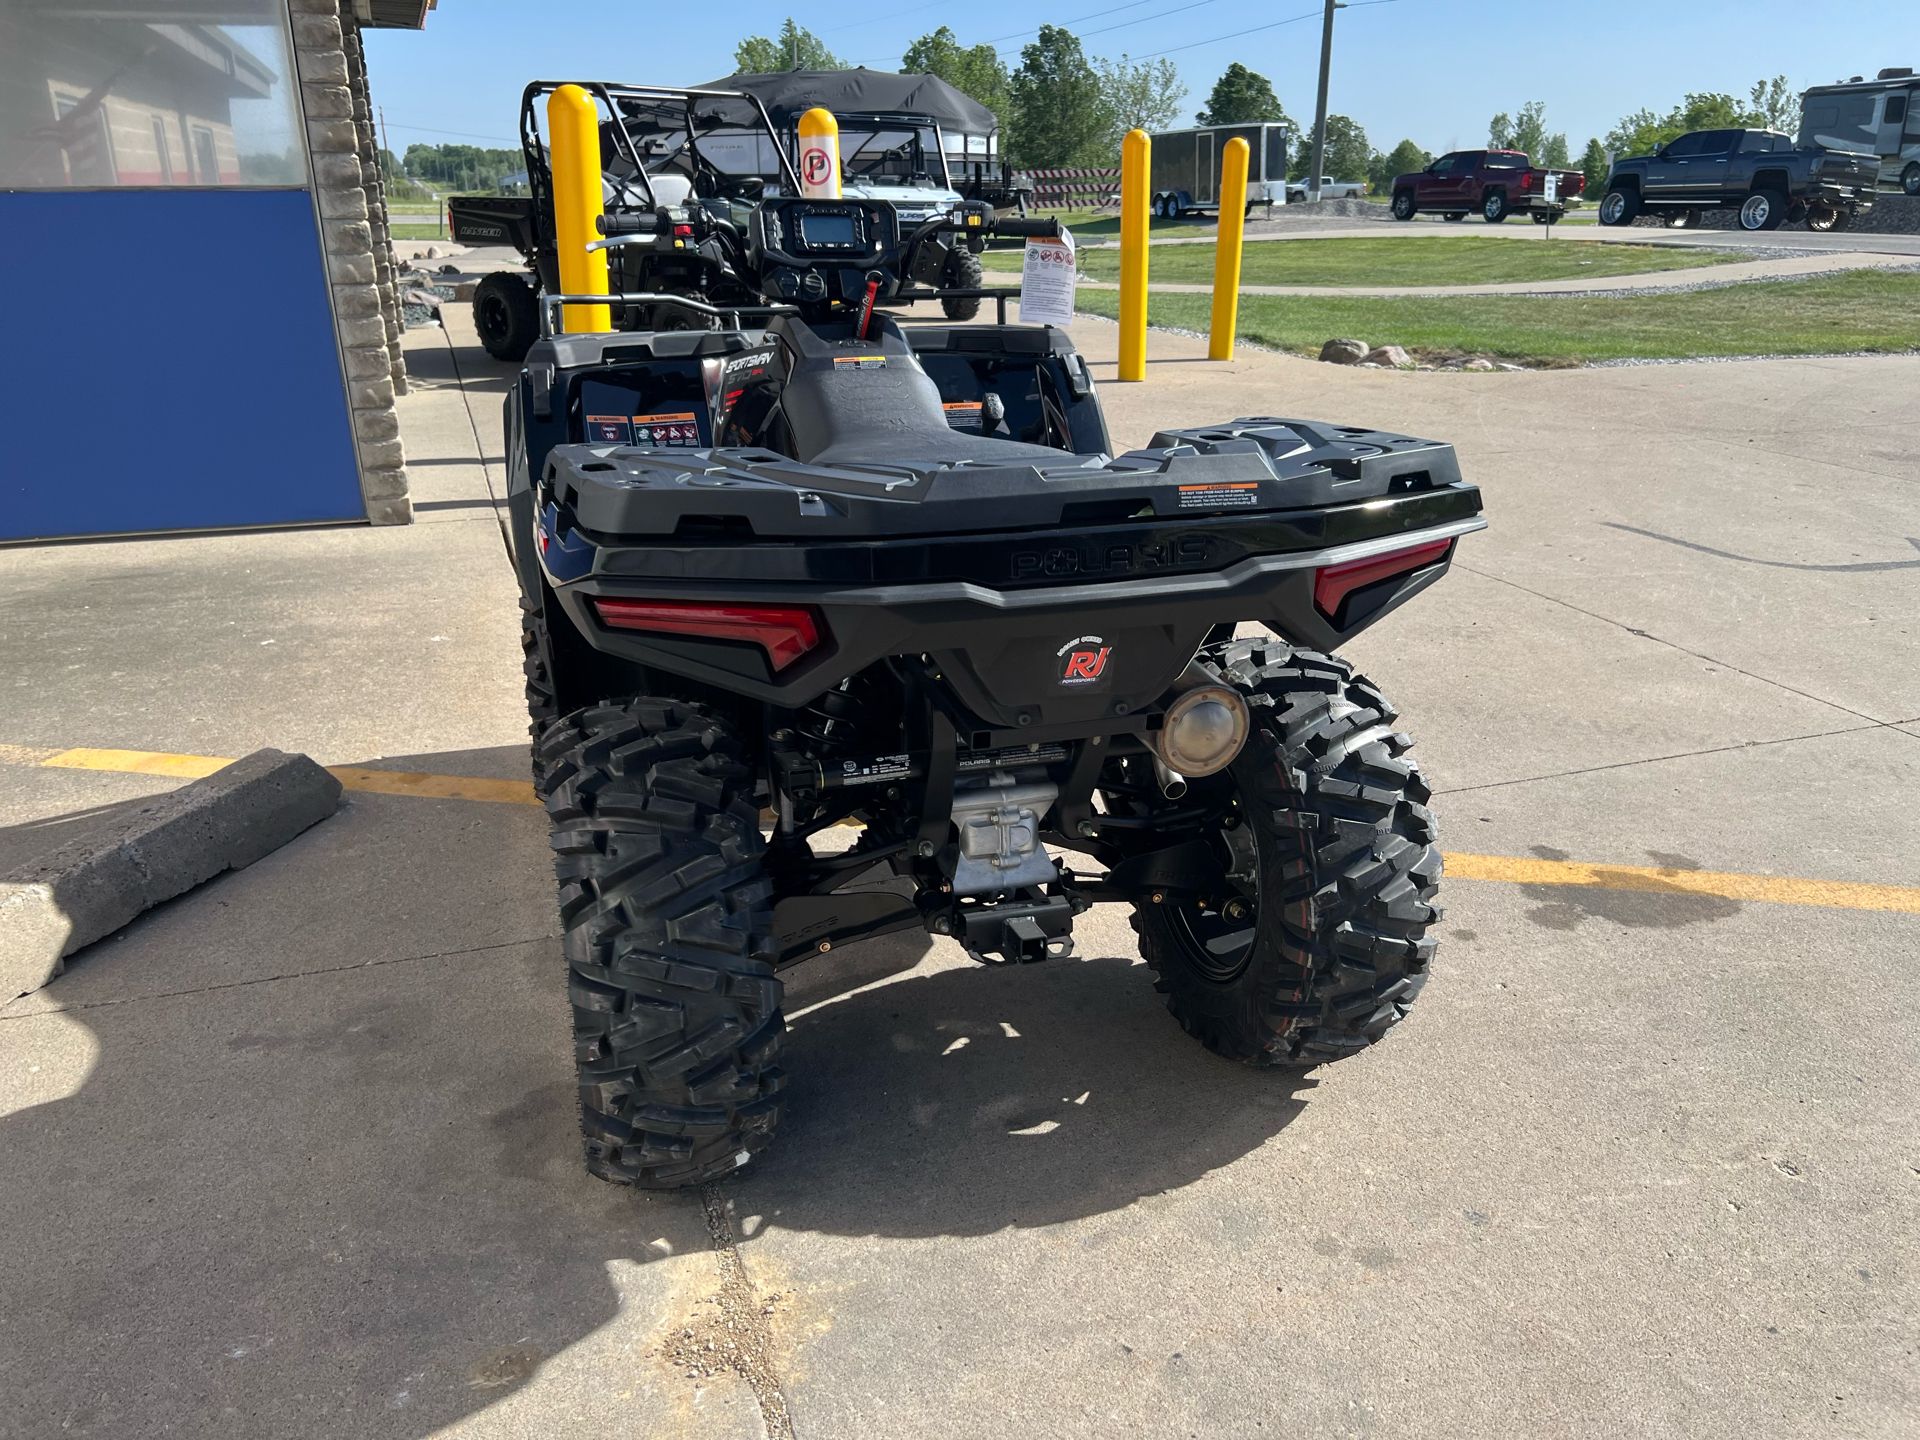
[797, 107, 843, 198]
[547, 84, 609, 333]
[1118, 128, 1150, 382]
[1208, 137, 1250, 361]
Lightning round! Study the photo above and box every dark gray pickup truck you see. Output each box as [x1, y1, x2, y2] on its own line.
[1599, 127, 1878, 232]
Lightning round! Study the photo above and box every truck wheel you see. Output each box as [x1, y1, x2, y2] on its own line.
[540, 699, 785, 1188]
[1124, 644, 1439, 1068]
[1482, 189, 1510, 222]
[1739, 189, 1786, 231]
[1599, 188, 1639, 225]
[1390, 190, 1416, 220]
[1903, 163, 1920, 196]
[940, 247, 984, 321]
[473, 271, 540, 362]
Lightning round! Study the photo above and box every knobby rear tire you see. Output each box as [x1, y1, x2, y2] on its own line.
[1131, 644, 1441, 1068]
[540, 700, 786, 1188]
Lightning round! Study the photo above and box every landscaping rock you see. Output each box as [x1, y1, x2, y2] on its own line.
[437, 263, 460, 276]
[424, 245, 440, 259]
[1458, 357, 1497, 371]
[1372, 344, 1414, 369]
[1319, 337, 1370, 364]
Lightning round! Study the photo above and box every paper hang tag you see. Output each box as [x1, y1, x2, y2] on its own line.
[1018, 226, 1077, 328]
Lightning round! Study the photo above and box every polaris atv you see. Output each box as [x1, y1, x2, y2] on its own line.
[504, 189, 1485, 1189]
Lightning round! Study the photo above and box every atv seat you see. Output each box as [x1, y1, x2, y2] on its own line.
[769, 314, 1067, 469]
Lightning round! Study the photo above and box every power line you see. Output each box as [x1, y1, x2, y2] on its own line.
[1130, 0, 1395, 60]
[825, 1, 946, 35]
[855, 0, 1170, 61]
[380, 119, 520, 144]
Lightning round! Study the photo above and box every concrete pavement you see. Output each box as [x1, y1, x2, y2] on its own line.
[1, 307, 1916, 1438]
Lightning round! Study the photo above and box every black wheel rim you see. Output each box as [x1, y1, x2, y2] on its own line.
[476, 293, 508, 343]
[1099, 756, 1261, 985]
[1164, 815, 1260, 984]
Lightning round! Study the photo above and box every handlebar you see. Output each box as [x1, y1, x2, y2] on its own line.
[595, 211, 663, 236]
[988, 216, 1063, 240]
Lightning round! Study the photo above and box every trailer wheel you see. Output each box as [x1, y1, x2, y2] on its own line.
[1903, 163, 1920, 196]
[1663, 208, 1702, 228]
[1804, 204, 1850, 233]
[474, 271, 540, 362]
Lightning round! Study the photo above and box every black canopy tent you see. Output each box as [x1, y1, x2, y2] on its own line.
[695, 69, 998, 137]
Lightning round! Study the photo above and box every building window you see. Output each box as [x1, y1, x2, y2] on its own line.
[0, 1, 306, 190]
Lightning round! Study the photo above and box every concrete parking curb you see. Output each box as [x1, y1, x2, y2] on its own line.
[0, 749, 342, 999]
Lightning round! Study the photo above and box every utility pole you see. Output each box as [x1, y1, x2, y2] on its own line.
[377, 104, 392, 176]
[1307, 0, 1341, 203]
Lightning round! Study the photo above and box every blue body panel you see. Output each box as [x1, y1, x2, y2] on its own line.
[0, 189, 365, 542]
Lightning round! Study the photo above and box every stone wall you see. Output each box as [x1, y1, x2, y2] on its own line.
[290, 0, 411, 525]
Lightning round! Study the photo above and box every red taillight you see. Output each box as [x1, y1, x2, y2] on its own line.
[592, 598, 823, 671]
[1313, 540, 1452, 620]
[1521, 171, 1534, 189]
[673, 223, 695, 238]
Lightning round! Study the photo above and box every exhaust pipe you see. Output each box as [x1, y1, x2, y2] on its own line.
[1152, 757, 1188, 800]
[1151, 664, 1251, 781]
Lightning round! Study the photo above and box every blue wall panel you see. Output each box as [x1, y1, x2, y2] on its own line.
[0, 189, 366, 542]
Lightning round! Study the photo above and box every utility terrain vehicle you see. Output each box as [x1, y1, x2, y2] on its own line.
[452, 82, 803, 360]
[505, 163, 1485, 1188]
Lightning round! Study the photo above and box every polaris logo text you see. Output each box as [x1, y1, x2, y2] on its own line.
[1056, 635, 1113, 685]
[1009, 534, 1212, 581]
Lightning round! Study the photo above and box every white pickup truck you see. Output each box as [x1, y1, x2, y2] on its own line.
[1286, 177, 1367, 202]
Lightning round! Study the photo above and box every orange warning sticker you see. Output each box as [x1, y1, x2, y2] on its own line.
[1175, 482, 1261, 510]
[631, 412, 700, 446]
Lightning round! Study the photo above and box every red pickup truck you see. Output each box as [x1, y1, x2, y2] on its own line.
[1390, 149, 1586, 223]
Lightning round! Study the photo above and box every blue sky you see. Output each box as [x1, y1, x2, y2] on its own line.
[364, 0, 1918, 159]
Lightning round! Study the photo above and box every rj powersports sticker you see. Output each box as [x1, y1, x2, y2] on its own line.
[631, 412, 701, 446]
[1056, 634, 1114, 686]
[584, 415, 633, 444]
[1175, 482, 1261, 510]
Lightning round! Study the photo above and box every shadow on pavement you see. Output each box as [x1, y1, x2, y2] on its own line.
[1, 742, 1310, 1435]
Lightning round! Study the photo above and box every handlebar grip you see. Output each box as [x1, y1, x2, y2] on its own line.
[595, 211, 662, 236]
[990, 216, 1063, 239]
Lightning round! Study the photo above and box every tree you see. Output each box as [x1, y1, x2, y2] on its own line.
[1007, 26, 1108, 166]
[1094, 54, 1185, 156]
[1488, 100, 1568, 166]
[733, 19, 843, 72]
[1198, 63, 1288, 127]
[1579, 136, 1609, 192]
[1749, 74, 1797, 132]
[1298, 114, 1368, 184]
[1368, 138, 1431, 193]
[902, 26, 1011, 142]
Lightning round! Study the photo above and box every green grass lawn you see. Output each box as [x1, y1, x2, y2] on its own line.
[984, 233, 1734, 287]
[391, 222, 448, 240]
[1072, 269, 1920, 365]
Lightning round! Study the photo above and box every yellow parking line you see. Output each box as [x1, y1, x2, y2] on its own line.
[1443, 852, 1920, 916]
[5, 742, 1919, 916]
[325, 765, 538, 807]
[34, 745, 538, 807]
[43, 746, 232, 779]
